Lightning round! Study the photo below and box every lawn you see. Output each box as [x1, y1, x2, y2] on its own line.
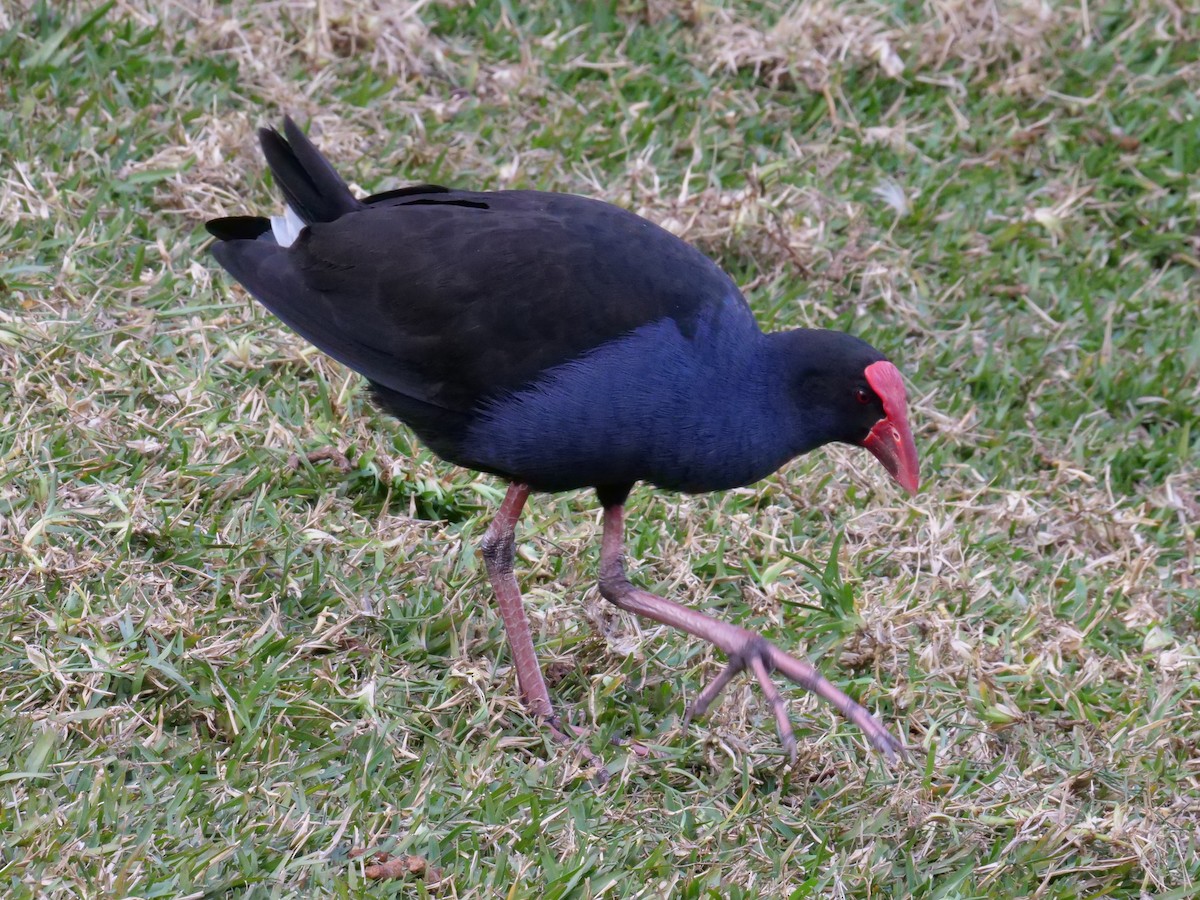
[1, 0, 1197, 897]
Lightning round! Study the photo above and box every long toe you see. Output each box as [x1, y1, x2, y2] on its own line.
[688, 630, 904, 765]
[599, 509, 905, 764]
[762, 640, 906, 764]
[748, 653, 798, 764]
[861, 720, 906, 764]
[545, 716, 612, 785]
[685, 655, 747, 724]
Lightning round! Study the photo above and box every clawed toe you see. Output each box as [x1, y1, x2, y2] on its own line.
[747, 652, 798, 762]
[684, 632, 905, 765]
[684, 654, 746, 725]
[544, 715, 611, 782]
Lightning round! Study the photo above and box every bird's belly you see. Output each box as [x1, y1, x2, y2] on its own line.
[465, 415, 785, 494]
[462, 318, 791, 494]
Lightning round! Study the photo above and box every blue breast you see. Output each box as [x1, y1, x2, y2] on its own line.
[467, 299, 800, 493]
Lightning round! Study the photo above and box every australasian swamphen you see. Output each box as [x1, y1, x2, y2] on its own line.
[206, 118, 919, 765]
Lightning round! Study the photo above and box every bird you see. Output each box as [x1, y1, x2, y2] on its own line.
[206, 117, 919, 766]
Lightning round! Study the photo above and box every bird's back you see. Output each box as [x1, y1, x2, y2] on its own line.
[213, 189, 752, 402]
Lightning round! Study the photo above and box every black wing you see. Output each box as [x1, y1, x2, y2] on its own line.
[207, 120, 753, 418]
[213, 191, 750, 411]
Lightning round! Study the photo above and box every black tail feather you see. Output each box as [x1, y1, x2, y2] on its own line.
[258, 116, 362, 224]
[205, 215, 272, 241]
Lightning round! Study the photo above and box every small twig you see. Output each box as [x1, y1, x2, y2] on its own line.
[287, 446, 352, 473]
[350, 850, 446, 886]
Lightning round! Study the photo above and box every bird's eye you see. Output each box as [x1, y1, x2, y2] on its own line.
[855, 388, 871, 405]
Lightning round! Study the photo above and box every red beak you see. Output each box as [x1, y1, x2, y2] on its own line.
[860, 360, 920, 494]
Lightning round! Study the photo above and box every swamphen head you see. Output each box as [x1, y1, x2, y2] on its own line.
[783, 330, 919, 494]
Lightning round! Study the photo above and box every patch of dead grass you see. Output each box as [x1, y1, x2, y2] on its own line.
[700, 0, 1075, 93]
[701, 0, 903, 91]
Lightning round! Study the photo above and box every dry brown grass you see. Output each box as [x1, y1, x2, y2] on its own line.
[700, 0, 1074, 91]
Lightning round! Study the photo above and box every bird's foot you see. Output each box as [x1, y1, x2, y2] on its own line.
[600, 504, 904, 764]
[684, 631, 905, 764]
[539, 714, 660, 785]
[611, 734, 655, 759]
[544, 715, 612, 784]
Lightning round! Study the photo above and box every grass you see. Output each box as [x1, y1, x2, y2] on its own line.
[1, 0, 1197, 896]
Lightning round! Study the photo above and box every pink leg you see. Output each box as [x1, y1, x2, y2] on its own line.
[480, 484, 609, 777]
[479, 483, 554, 718]
[597, 504, 904, 763]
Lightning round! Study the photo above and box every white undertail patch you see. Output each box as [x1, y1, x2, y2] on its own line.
[270, 204, 306, 247]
